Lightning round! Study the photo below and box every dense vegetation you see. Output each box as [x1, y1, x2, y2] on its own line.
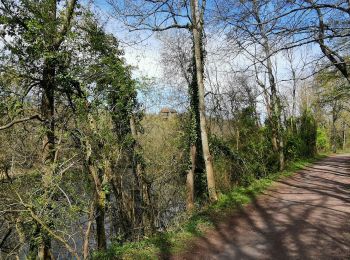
[0, 0, 349, 259]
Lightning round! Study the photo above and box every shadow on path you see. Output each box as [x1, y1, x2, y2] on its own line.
[174, 155, 350, 260]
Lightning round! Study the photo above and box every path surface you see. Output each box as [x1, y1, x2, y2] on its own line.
[176, 155, 350, 260]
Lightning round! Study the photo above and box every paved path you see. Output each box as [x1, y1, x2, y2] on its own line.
[177, 155, 350, 259]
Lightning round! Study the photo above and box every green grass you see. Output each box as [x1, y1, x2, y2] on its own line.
[93, 155, 326, 260]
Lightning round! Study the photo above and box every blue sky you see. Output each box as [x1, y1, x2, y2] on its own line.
[91, 0, 178, 113]
[90, 0, 322, 115]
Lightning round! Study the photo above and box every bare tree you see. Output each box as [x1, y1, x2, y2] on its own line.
[214, 0, 287, 170]
[109, 0, 218, 202]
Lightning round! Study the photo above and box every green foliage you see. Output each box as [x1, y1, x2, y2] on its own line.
[209, 135, 248, 189]
[285, 131, 303, 160]
[285, 110, 317, 160]
[95, 157, 318, 259]
[208, 107, 319, 200]
[210, 107, 277, 191]
[1, 0, 346, 258]
[299, 110, 317, 157]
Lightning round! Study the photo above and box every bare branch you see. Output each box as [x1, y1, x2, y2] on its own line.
[0, 114, 43, 131]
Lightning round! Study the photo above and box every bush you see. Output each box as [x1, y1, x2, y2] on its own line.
[299, 110, 317, 157]
[316, 127, 330, 152]
[285, 110, 317, 160]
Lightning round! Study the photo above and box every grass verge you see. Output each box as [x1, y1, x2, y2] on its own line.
[93, 155, 326, 260]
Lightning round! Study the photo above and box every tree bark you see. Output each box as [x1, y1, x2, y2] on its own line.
[186, 145, 196, 211]
[110, 177, 133, 241]
[129, 116, 144, 240]
[41, 60, 56, 164]
[144, 183, 156, 234]
[38, 239, 51, 260]
[265, 40, 285, 171]
[37, 2, 57, 258]
[343, 121, 346, 151]
[83, 200, 95, 259]
[95, 202, 107, 251]
[236, 127, 240, 151]
[332, 106, 338, 153]
[190, 0, 218, 202]
[253, 0, 285, 170]
[312, 3, 350, 83]
[89, 163, 107, 251]
[85, 131, 107, 251]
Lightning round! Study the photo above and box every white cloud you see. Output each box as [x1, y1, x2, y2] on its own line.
[123, 39, 163, 79]
[92, 2, 163, 79]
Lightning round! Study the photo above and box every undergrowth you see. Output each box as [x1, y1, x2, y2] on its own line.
[93, 155, 326, 260]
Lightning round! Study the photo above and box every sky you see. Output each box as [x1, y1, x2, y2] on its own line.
[92, 1, 163, 79]
[91, 0, 321, 116]
[91, 1, 175, 112]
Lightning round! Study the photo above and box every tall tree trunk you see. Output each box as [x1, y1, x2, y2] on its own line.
[83, 200, 95, 259]
[41, 61, 56, 164]
[253, 0, 285, 171]
[291, 69, 297, 119]
[143, 182, 156, 234]
[85, 127, 107, 251]
[88, 164, 107, 251]
[289, 58, 297, 132]
[110, 177, 133, 241]
[38, 38, 56, 260]
[186, 44, 201, 210]
[259, 80, 279, 153]
[236, 127, 240, 151]
[332, 107, 337, 153]
[129, 116, 144, 240]
[190, 0, 218, 202]
[186, 145, 196, 210]
[37, 1, 57, 257]
[95, 201, 107, 250]
[278, 116, 285, 170]
[265, 46, 284, 171]
[29, 0, 78, 258]
[343, 121, 346, 151]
